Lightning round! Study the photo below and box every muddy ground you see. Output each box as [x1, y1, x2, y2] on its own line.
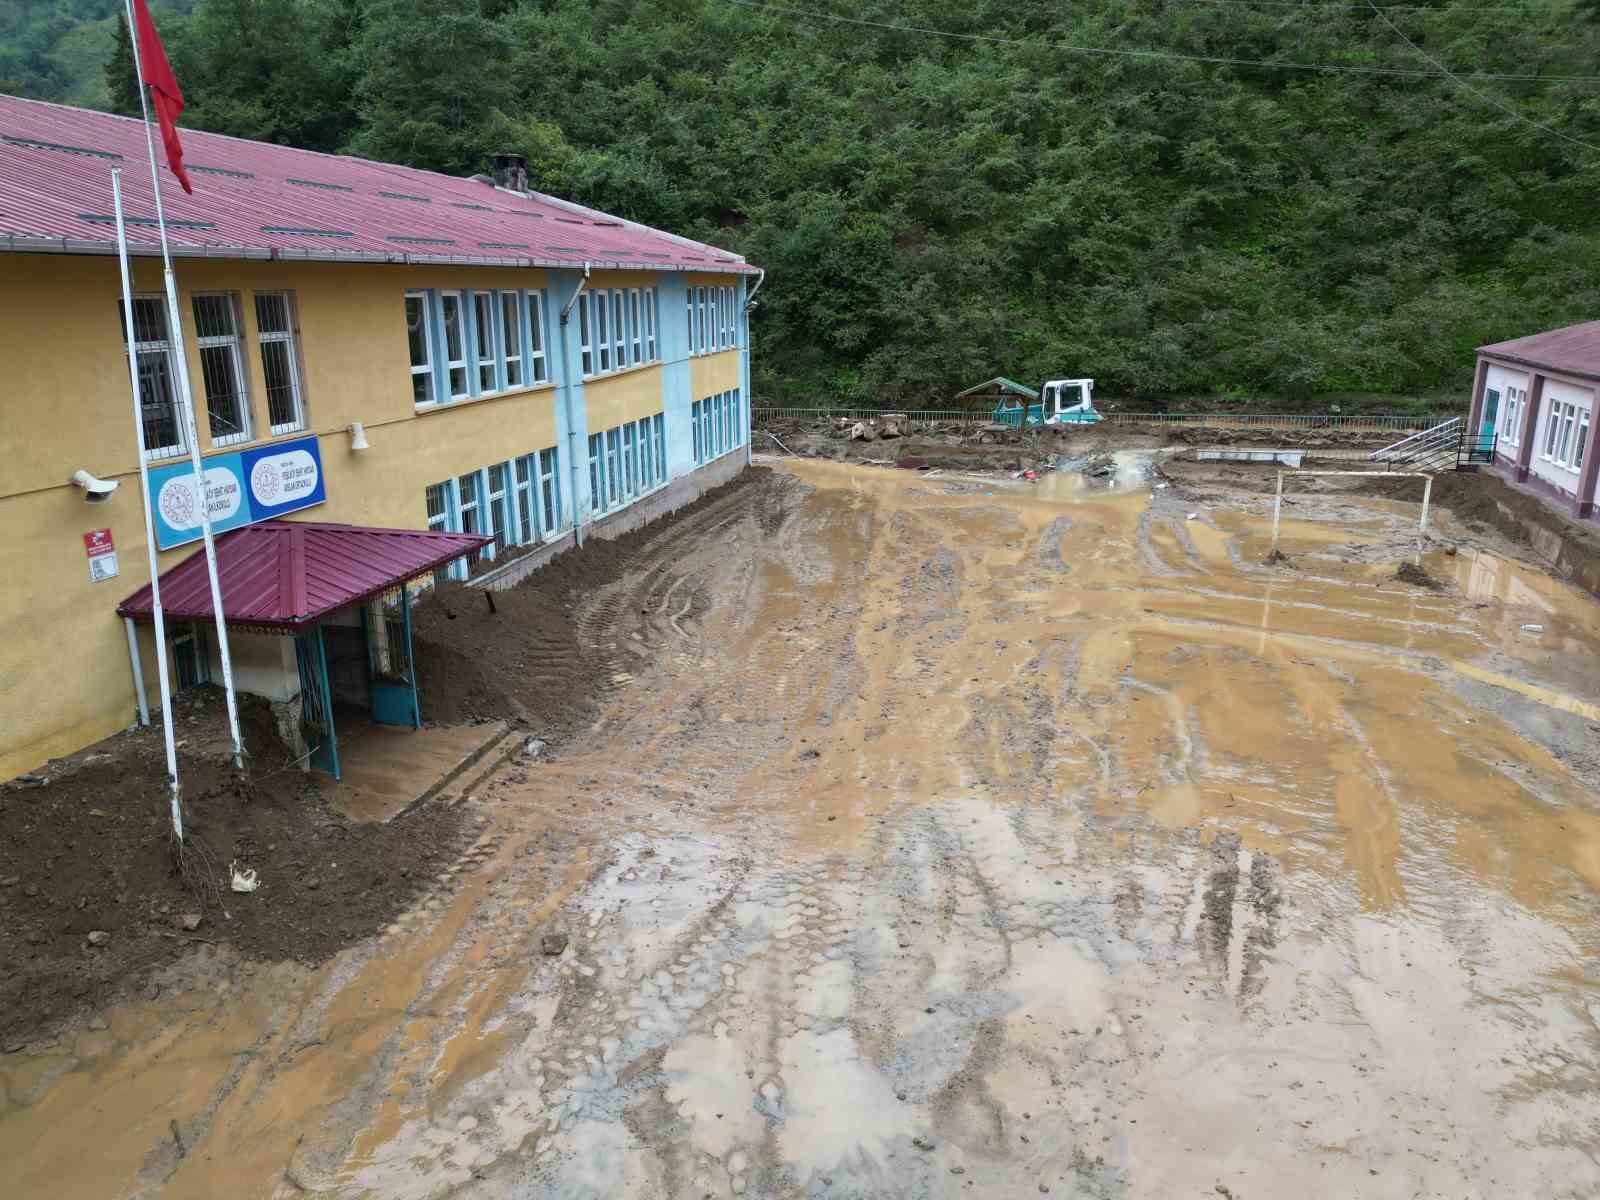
[4, 455, 1600, 1199]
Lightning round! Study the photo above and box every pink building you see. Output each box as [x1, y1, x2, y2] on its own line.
[1467, 321, 1600, 521]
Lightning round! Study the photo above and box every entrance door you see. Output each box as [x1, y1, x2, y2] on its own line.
[363, 586, 420, 728]
[294, 626, 340, 777]
[1482, 388, 1500, 440]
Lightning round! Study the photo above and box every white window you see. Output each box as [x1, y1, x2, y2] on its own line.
[457, 470, 482, 538]
[1558, 404, 1576, 465]
[643, 287, 657, 361]
[1499, 387, 1516, 442]
[528, 291, 548, 383]
[1575, 409, 1590, 471]
[621, 423, 635, 497]
[473, 291, 499, 393]
[502, 292, 524, 388]
[406, 291, 435, 407]
[255, 292, 306, 433]
[426, 481, 451, 584]
[612, 290, 626, 369]
[121, 295, 185, 459]
[589, 434, 604, 512]
[1545, 405, 1562, 459]
[629, 290, 643, 364]
[686, 291, 696, 357]
[653, 413, 665, 479]
[193, 292, 251, 446]
[440, 291, 468, 399]
[697, 287, 708, 353]
[579, 291, 593, 376]
[596, 290, 611, 373]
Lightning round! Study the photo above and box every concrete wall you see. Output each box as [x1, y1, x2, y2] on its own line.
[1529, 376, 1595, 498]
[1483, 362, 1530, 463]
[0, 251, 751, 777]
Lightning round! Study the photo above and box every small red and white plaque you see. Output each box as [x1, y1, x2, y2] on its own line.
[84, 528, 119, 582]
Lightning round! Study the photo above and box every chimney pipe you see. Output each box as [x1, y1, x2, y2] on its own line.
[490, 152, 528, 193]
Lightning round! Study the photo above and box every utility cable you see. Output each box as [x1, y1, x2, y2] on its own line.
[721, 0, 1600, 84]
[1363, 0, 1600, 151]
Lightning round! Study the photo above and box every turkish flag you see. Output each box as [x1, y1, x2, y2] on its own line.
[130, 0, 192, 194]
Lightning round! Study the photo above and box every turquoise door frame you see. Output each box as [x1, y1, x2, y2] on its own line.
[294, 626, 340, 778]
[361, 586, 421, 729]
[1482, 388, 1500, 440]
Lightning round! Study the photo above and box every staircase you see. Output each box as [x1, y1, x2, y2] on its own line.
[1371, 416, 1496, 472]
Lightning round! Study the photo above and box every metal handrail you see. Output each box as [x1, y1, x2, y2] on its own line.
[1371, 416, 1461, 462]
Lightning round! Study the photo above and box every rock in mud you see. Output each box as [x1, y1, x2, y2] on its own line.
[541, 931, 569, 956]
[178, 913, 203, 932]
[1394, 561, 1442, 589]
[85, 931, 111, 947]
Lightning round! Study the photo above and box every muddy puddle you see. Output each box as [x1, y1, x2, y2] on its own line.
[4, 458, 1600, 1199]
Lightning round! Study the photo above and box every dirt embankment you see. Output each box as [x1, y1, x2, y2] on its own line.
[410, 466, 771, 737]
[758, 415, 1394, 474]
[0, 690, 469, 1047]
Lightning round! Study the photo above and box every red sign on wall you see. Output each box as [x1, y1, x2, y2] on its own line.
[83, 528, 119, 582]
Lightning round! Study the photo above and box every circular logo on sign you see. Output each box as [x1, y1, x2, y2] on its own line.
[251, 459, 282, 503]
[159, 480, 195, 529]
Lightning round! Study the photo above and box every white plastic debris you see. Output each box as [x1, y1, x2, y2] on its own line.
[1155, 482, 1168, 489]
[1186, 512, 1199, 520]
[229, 861, 260, 893]
[1520, 624, 1545, 633]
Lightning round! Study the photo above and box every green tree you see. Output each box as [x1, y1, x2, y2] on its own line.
[103, 10, 139, 116]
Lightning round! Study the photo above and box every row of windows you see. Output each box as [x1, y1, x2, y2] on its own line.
[407, 287, 550, 408]
[688, 285, 740, 357]
[589, 414, 667, 515]
[122, 291, 307, 460]
[1542, 400, 1591, 473]
[578, 287, 660, 379]
[692, 389, 745, 464]
[425, 446, 562, 581]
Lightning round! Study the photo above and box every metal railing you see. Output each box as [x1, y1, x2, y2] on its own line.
[753, 408, 1443, 432]
[1371, 416, 1462, 464]
[1370, 419, 1495, 472]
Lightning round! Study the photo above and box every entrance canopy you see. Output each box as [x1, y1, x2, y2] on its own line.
[118, 520, 490, 634]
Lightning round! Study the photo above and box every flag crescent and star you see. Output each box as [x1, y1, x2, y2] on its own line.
[130, 0, 192, 194]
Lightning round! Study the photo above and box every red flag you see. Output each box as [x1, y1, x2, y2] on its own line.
[130, 0, 192, 194]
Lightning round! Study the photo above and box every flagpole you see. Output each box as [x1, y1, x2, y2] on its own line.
[113, 168, 184, 842]
[124, 0, 244, 772]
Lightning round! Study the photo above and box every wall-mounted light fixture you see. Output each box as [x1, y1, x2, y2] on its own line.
[347, 422, 370, 452]
[70, 469, 120, 503]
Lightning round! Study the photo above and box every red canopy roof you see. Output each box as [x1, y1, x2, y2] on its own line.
[117, 521, 491, 632]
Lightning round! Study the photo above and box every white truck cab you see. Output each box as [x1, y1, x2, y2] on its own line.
[1040, 378, 1097, 424]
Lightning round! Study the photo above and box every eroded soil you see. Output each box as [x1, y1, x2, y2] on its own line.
[4, 457, 1600, 1199]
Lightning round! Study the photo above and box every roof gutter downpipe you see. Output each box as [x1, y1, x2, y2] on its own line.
[743, 269, 763, 468]
[560, 263, 591, 548]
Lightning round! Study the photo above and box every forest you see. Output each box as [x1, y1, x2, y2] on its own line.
[5, 0, 1600, 406]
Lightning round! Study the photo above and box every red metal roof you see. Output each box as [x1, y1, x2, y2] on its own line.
[0, 94, 756, 275]
[1479, 320, 1600, 383]
[117, 521, 491, 632]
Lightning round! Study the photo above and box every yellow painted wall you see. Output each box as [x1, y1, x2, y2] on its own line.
[586, 365, 666, 434]
[0, 253, 568, 778]
[691, 350, 744, 398]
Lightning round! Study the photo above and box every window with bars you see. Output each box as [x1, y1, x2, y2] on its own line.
[539, 448, 559, 534]
[486, 462, 510, 553]
[426, 482, 451, 583]
[502, 291, 524, 388]
[119, 295, 185, 459]
[473, 290, 499, 392]
[589, 416, 667, 515]
[441, 291, 468, 399]
[457, 470, 482, 546]
[515, 454, 537, 543]
[255, 291, 306, 433]
[193, 292, 252, 446]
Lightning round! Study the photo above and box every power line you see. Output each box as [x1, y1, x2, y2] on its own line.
[1362, 0, 1600, 150]
[1178, 0, 1544, 12]
[721, 0, 1600, 84]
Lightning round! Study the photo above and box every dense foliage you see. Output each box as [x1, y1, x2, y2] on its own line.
[7, 0, 1600, 404]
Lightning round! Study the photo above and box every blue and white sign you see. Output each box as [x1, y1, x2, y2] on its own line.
[149, 434, 327, 550]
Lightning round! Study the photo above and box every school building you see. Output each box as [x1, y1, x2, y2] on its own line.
[0, 94, 760, 780]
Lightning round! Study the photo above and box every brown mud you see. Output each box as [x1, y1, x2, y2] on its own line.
[4, 457, 1600, 1199]
[0, 690, 469, 1046]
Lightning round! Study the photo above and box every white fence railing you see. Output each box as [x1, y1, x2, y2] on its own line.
[753, 408, 1445, 432]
